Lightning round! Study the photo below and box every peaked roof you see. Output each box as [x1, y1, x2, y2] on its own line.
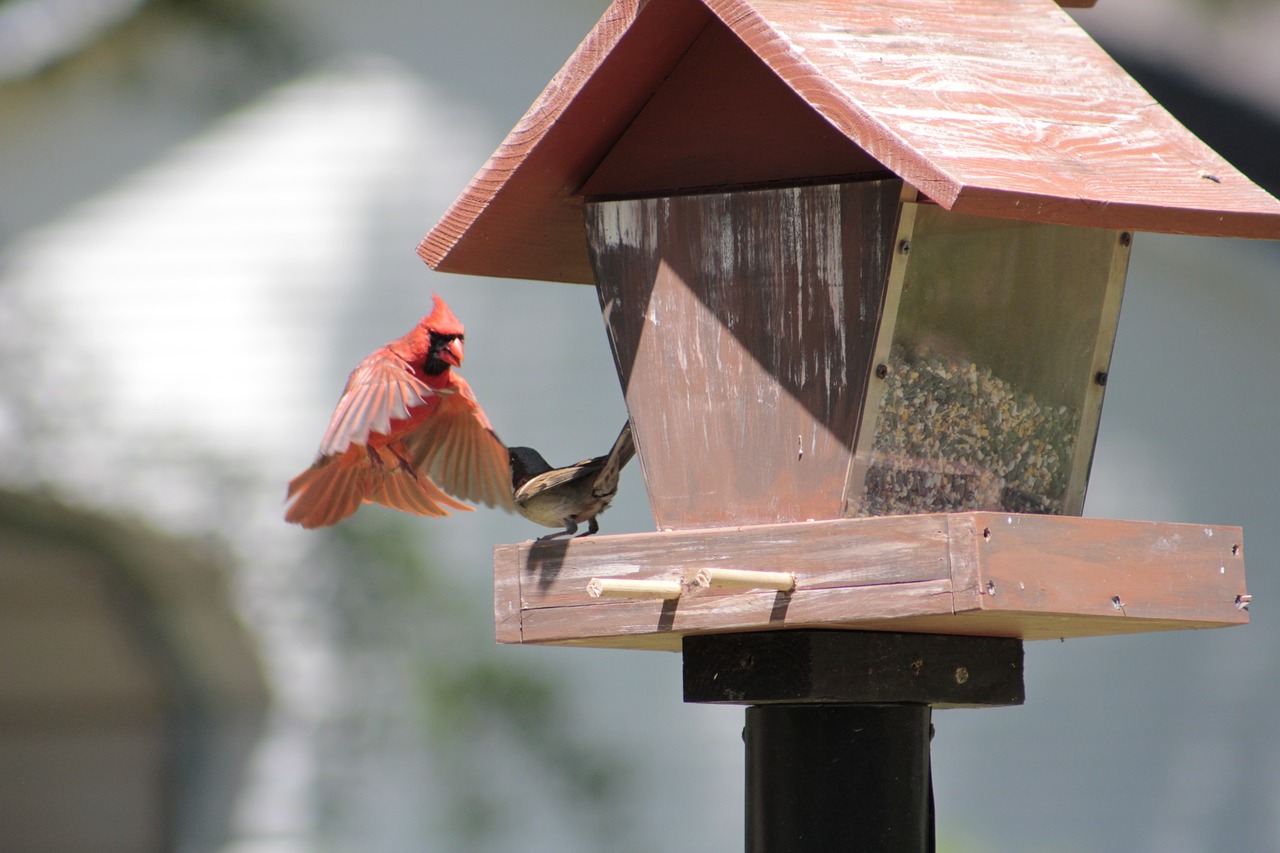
[421, 0, 1280, 285]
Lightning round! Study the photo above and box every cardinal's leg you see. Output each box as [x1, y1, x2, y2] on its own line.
[389, 444, 420, 478]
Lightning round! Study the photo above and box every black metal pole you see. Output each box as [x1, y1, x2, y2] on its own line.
[684, 630, 1023, 852]
[744, 703, 933, 853]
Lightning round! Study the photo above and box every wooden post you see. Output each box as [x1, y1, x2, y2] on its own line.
[685, 630, 1023, 851]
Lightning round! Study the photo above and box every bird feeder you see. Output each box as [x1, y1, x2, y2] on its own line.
[423, 0, 1273, 647]
[421, 0, 1277, 845]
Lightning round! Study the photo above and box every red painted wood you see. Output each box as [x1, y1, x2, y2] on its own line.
[492, 513, 1248, 650]
[421, 0, 1279, 286]
[420, 0, 712, 285]
[707, 0, 1278, 236]
[581, 17, 887, 198]
[586, 181, 900, 528]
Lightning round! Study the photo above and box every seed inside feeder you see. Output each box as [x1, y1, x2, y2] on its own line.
[859, 346, 1081, 516]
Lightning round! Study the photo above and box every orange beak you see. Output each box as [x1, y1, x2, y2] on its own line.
[442, 337, 464, 367]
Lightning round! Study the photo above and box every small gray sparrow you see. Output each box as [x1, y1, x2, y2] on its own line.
[508, 421, 635, 540]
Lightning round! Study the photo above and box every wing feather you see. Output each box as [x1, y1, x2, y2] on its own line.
[285, 456, 371, 529]
[513, 461, 600, 502]
[318, 352, 437, 456]
[365, 468, 471, 517]
[403, 378, 514, 511]
[513, 422, 633, 503]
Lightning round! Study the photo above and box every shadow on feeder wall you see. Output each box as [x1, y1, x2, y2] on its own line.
[587, 180, 900, 529]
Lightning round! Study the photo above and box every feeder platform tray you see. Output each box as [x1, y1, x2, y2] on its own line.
[494, 512, 1247, 651]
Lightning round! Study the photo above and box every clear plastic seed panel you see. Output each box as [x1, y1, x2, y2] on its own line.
[854, 205, 1125, 517]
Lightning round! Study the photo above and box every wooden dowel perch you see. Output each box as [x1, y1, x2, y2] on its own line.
[694, 568, 796, 592]
[586, 578, 683, 600]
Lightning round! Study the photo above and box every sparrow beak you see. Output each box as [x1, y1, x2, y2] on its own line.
[442, 337, 465, 367]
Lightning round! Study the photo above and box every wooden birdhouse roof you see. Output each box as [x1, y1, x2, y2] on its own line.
[420, 0, 1280, 285]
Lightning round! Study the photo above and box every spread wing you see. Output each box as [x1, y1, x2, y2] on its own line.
[318, 351, 438, 456]
[403, 376, 514, 511]
[364, 466, 472, 517]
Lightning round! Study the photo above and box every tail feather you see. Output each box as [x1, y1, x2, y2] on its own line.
[365, 468, 471, 517]
[286, 445, 472, 528]
[592, 421, 636, 499]
[607, 421, 636, 469]
[285, 457, 371, 529]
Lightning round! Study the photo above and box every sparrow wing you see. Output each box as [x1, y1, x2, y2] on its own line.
[404, 376, 514, 511]
[513, 459, 603, 503]
[317, 351, 438, 456]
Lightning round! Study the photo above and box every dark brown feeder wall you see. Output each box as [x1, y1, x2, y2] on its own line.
[586, 179, 901, 530]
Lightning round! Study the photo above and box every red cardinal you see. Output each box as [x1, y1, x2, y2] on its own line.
[285, 295, 512, 528]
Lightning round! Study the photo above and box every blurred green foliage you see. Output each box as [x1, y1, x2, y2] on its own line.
[304, 512, 638, 851]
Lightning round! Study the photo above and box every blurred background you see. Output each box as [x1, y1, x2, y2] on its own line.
[0, 0, 1276, 850]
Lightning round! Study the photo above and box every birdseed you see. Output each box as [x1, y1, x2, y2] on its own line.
[859, 346, 1081, 516]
